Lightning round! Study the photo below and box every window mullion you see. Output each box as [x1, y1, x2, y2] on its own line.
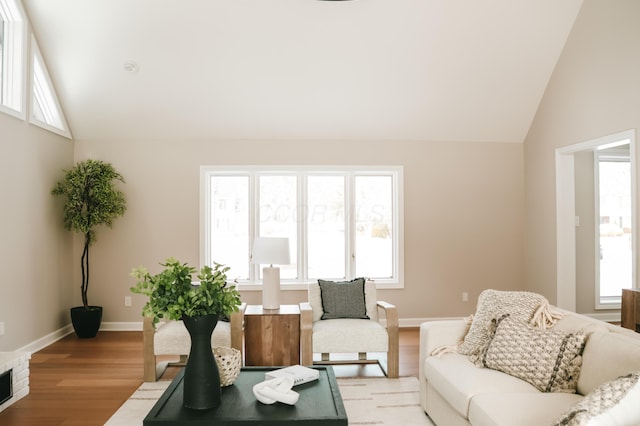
[298, 172, 306, 283]
[249, 172, 259, 282]
[346, 173, 355, 279]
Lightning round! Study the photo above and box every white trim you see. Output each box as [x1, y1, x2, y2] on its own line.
[100, 318, 465, 331]
[397, 316, 467, 328]
[584, 311, 621, 323]
[0, 0, 26, 117]
[12, 313, 623, 355]
[556, 129, 636, 312]
[99, 322, 142, 332]
[29, 35, 72, 138]
[200, 165, 404, 289]
[100, 314, 619, 331]
[15, 324, 73, 354]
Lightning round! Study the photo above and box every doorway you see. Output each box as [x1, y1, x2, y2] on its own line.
[555, 129, 636, 315]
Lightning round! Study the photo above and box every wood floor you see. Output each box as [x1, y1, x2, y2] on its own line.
[0, 328, 419, 425]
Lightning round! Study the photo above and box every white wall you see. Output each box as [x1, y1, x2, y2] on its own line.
[524, 0, 640, 307]
[0, 112, 74, 351]
[73, 138, 525, 325]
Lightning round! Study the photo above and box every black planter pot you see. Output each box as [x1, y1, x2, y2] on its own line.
[70, 306, 103, 338]
[182, 314, 221, 410]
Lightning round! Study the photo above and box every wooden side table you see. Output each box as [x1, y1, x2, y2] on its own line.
[622, 288, 640, 332]
[244, 305, 301, 366]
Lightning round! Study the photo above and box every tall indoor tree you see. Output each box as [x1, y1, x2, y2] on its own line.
[52, 159, 127, 337]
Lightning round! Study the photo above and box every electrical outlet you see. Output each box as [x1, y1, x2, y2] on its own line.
[0, 322, 5, 336]
[462, 292, 469, 302]
[124, 296, 132, 307]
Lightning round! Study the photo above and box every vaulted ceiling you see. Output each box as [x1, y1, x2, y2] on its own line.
[23, 0, 583, 142]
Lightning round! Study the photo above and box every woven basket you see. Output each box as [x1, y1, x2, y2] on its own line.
[213, 346, 241, 387]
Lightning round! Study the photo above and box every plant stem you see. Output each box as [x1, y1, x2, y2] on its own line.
[81, 233, 90, 307]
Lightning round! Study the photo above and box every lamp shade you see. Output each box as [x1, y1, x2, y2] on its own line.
[251, 237, 291, 265]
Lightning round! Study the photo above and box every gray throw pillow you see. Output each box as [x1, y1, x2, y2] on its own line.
[553, 372, 640, 425]
[475, 314, 586, 393]
[318, 278, 369, 320]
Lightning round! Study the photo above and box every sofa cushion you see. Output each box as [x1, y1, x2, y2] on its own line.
[554, 372, 640, 426]
[469, 392, 582, 426]
[459, 289, 556, 356]
[578, 330, 640, 395]
[553, 310, 609, 336]
[424, 353, 539, 418]
[318, 278, 369, 320]
[312, 318, 388, 353]
[475, 314, 586, 393]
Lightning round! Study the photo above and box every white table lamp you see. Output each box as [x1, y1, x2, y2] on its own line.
[251, 237, 290, 309]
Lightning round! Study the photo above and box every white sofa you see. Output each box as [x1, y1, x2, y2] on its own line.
[419, 307, 640, 425]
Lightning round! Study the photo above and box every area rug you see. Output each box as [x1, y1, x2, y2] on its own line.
[105, 376, 434, 426]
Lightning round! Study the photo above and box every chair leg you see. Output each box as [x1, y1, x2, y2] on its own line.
[144, 354, 158, 382]
[299, 303, 313, 366]
[387, 346, 399, 378]
[143, 316, 158, 382]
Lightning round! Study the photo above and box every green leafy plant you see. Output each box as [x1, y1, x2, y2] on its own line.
[51, 159, 127, 308]
[130, 257, 242, 326]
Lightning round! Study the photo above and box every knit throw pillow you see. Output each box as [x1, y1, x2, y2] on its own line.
[553, 372, 640, 426]
[475, 314, 586, 393]
[318, 278, 369, 320]
[458, 289, 559, 356]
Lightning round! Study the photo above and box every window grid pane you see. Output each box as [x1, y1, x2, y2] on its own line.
[210, 175, 249, 280]
[598, 160, 632, 298]
[307, 175, 346, 280]
[259, 175, 298, 280]
[355, 176, 393, 278]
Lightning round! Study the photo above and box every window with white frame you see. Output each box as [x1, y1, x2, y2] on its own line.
[0, 0, 25, 116]
[30, 37, 71, 137]
[200, 166, 404, 289]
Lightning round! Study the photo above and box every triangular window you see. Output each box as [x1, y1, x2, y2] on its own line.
[30, 37, 71, 138]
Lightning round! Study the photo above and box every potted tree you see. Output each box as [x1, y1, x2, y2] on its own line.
[51, 159, 127, 338]
[130, 258, 242, 410]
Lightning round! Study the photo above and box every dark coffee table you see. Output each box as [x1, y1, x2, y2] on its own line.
[143, 366, 348, 425]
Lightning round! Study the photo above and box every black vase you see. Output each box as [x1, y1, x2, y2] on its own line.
[70, 306, 103, 338]
[182, 314, 221, 410]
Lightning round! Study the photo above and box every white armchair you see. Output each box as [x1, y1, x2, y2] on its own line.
[300, 281, 399, 378]
[142, 303, 246, 381]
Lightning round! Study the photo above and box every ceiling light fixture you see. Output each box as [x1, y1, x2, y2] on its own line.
[123, 61, 139, 73]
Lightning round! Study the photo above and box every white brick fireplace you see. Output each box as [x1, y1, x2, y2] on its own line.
[0, 352, 30, 413]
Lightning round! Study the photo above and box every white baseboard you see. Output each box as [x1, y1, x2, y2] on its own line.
[100, 319, 459, 332]
[17, 311, 622, 353]
[583, 312, 621, 323]
[16, 324, 74, 354]
[395, 312, 620, 328]
[398, 317, 466, 328]
[100, 322, 142, 332]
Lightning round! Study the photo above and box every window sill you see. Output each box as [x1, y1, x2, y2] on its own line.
[236, 281, 404, 291]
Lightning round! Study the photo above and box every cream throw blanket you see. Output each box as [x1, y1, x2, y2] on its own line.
[432, 289, 563, 357]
